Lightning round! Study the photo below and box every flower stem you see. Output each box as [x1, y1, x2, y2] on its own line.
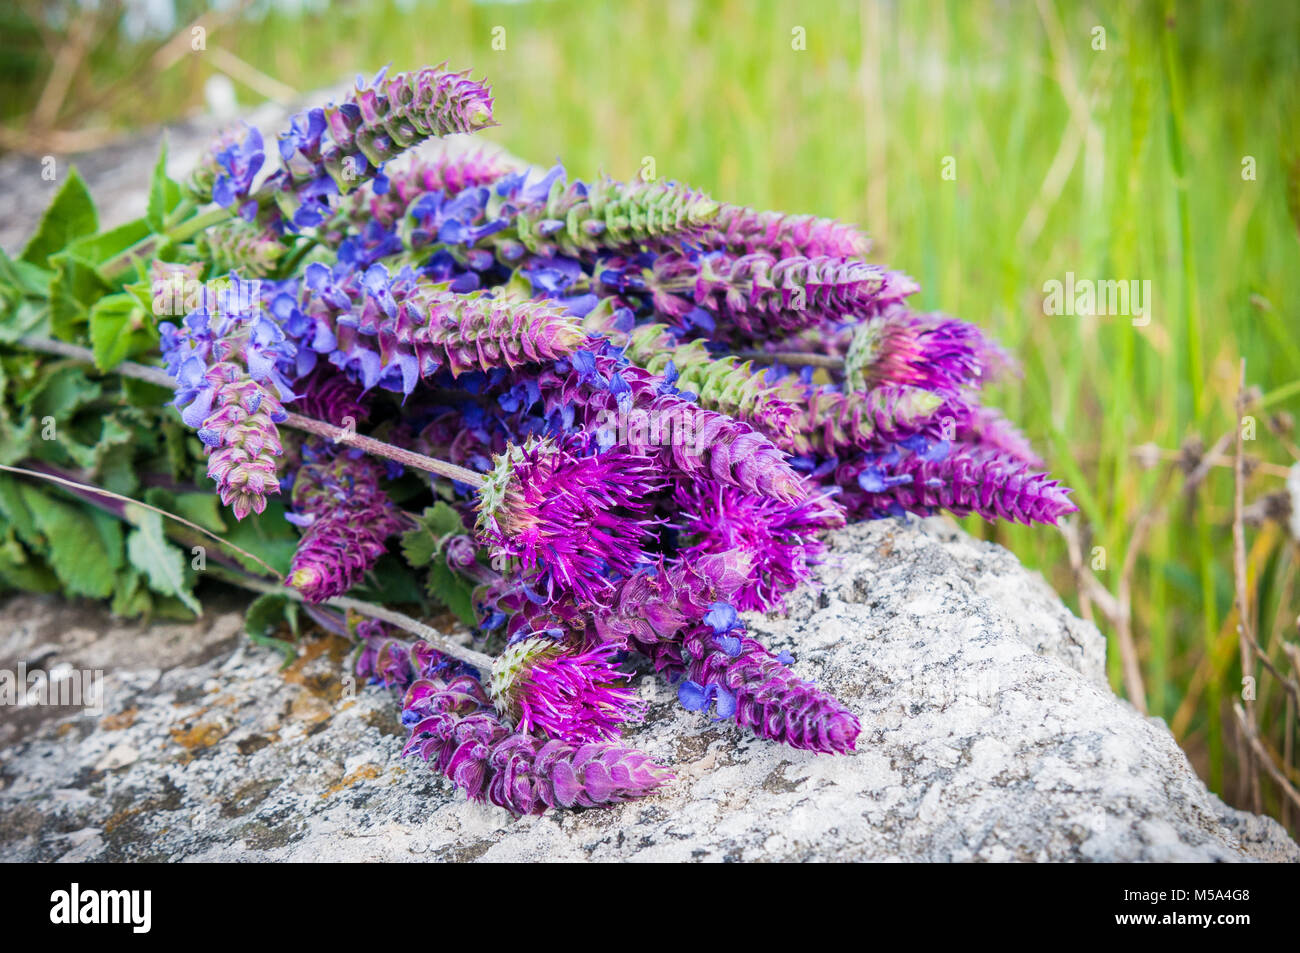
[166, 205, 237, 244]
[236, 574, 494, 671]
[282, 412, 486, 487]
[730, 350, 844, 369]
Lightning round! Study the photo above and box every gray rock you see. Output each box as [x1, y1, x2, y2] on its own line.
[1, 517, 1294, 862]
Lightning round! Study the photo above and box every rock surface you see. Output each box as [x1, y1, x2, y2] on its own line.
[1, 518, 1295, 862]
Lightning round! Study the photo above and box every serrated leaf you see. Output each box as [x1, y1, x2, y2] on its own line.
[21, 167, 98, 267]
[0, 247, 53, 299]
[0, 531, 59, 593]
[63, 216, 157, 282]
[109, 568, 153, 617]
[400, 502, 467, 567]
[23, 363, 102, 425]
[0, 361, 36, 465]
[428, 559, 477, 627]
[147, 138, 184, 233]
[60, 413, 134, 474]
[124, 506, 200, 614]
[0, 298, 52, 344]
[144, 487, 227, 534]
[89, 293, 145, 371]
[0, 476, 39, 542]
[49, 254, 109, 340]
[19, 482, 116, 599]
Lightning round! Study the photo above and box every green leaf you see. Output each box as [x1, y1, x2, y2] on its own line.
[0, 299, 52, 344]
[49, 254, 109, 340]
[400, 502, 467, 567]
[0, 362, 36, 465]
[221, 499, 300, 575]
[144, 487, 227, 534]
[0, 531, 59, 594]
[62, 217, 160, 284]
[244, 592, 300, 666]
[21, 167, 98, 267]
[0, 476, 39, 542]
[146, 138, 184, 233]
[0, 247, 54, 299]
[19, 483, 116, 599]
[89, 293, 145, 371]
[427, 559, 477, 627]
[23, 363, 102, 426]
[109, 568, 153, 617]
[61, 413, 137, 483]
[124, 505, 200, 614]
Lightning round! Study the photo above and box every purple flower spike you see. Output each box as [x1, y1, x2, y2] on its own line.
[955, 406, 1044, 468]
[704, 204, 872, 259]
[516, 335, 811, 505]
[286, 442, 405, 602]
[159, 279, 293, 520]
[488, 637, 646, 742]
[839, 445, 1076, 526]
[647, 251, 893, 338]
[507, 548, 755, 651]
[645, 624, 860, 755]
[318, 65, 496, 193]
[400, 672, 671, 816]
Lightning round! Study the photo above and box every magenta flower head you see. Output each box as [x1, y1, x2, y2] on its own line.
[474, 435, 662, 605]
[843, 311, 985, 395]
[488, 636, 646, 742]
[674, 481, 845, 612]
[401, 672, 671, 815]
[522, 337, 811, 505]
[508, 548, 755, 650]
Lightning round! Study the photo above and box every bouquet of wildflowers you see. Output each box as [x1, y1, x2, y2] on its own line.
[3, 65, 1072, 815]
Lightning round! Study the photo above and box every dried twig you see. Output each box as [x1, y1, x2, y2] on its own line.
[1234, 703, 1300, 814]
[1233, 359, 1262, 812]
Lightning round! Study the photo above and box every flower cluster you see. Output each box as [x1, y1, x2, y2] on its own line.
[160, 62, 1073, 815]
[286, 440, 406, 603]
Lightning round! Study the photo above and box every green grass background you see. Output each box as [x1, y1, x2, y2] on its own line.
[5, 0, 1300, 829]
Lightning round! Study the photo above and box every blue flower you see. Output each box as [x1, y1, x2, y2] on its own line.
[278, 108, 326, 162]
[703, 601, 741, 634]
[678, 680, 737, 720]
[211, 126, 265, 210]
[857, 465, 913, 494]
